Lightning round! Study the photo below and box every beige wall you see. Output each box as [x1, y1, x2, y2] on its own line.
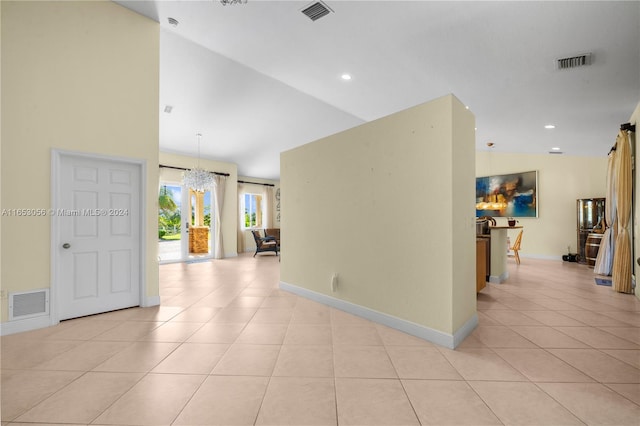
[159, 152, 239, 257]
[451, 99, 478, 331]
[281, 94, 476, 341]
[1, 1, 159, 323]
[476, 152, 608, 258]
[0, 1, 3, 322]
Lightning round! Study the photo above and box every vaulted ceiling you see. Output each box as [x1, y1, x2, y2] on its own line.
[115, 0, 640, 180]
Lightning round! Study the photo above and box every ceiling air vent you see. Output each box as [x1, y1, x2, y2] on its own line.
[556, 53, 592, 70]
[548, 151, 564, 155]
[301, 1, 333, 21]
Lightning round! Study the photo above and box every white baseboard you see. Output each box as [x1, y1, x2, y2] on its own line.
[519, 253, 563, 261]
[453, 312, 479, 348]
[280, 281, 477, 349]
[489, 271, 509, 284]
[142, 295, 161, 307]
[0, 315, 55, 336]
[1, 296, 162, 336]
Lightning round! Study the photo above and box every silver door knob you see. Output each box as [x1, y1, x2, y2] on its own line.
[62, 243, 71, 249]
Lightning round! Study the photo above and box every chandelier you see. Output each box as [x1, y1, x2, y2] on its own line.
[220, 0, 247, 5]
[183, 133, 214, 193]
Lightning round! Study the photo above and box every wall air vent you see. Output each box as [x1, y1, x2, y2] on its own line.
[301, 1, 333, 21]
[9, 289, 49, 321]
[556, 53, 592, 70]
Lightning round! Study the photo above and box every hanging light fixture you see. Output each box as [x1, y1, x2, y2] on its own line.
[183, 133, 214, 192]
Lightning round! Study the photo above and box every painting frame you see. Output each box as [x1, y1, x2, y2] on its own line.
[476, 170, 538, 218]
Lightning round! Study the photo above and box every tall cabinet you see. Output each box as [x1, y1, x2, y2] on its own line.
[576, 198, 606, 264]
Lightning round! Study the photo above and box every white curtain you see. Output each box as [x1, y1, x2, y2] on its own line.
[212, 174, 226, 259]
[265, 185, 274, 229]
[593, 147, 617, 275]
[612, 130, 633, 293]
[237, 183, 246, 253]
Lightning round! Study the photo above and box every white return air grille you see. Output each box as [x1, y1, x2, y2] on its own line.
[9, 289, 49, 321]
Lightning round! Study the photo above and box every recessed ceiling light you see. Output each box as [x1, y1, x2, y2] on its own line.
[551, 147, 561, 151]
[341, 74, 352, 81]
[544, 124, 556, 129]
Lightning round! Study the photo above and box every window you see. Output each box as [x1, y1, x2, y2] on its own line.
[243, 193, 263, 228]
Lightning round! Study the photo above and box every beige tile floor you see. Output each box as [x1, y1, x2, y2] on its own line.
[2, 254, 640, 425]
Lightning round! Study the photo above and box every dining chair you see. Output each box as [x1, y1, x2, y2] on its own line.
[508, 229, 523, 264]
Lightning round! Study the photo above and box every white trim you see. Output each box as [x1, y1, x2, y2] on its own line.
[50, 149, 147, 323]
[0, 315, 53, 336]
[280, 281, 477, 349]
[453, 313, 479, 348]
[158, 253, 238, 264]
[141, 295, 161, 307]
[489, 271, 509, 284]
[0, 295, 159, 336]
[139, 159, 149, 308]
[159, 258, 185, 265]
[517, 253, 563, 261]
[180, 186, 189, 259]
[50, 151, 61, 325]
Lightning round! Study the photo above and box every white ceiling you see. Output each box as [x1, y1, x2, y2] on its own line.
[115, 0, 640, 180]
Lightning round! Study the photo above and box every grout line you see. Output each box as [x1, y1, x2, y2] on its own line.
[2, 256, 637, 425]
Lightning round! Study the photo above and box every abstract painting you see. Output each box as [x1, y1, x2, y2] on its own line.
[476, 170, 538, 217]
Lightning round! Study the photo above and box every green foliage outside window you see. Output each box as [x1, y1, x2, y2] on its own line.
[158, 186, 181, 239]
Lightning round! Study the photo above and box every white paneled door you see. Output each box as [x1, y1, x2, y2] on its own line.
[55, 153, 141, 321]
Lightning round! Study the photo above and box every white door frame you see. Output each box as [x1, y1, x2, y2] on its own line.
[181, 186, 190, 260]
[157, 181, 186, 264]
[50, 149, 147, 325]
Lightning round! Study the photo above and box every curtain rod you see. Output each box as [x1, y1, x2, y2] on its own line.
[607, 123, 636, 154]
[159, 164, 230, 177]
[620, 122, 636, 132]
[238, 180, 275, 187]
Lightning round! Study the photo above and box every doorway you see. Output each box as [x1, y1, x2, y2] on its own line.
[158, 183, 183, 262]
[158, 182, 214, 263]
